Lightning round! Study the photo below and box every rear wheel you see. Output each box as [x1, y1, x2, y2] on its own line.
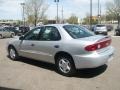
[0, 35, 2, 39]
[114, 31, 117, 36]
[8, 46, 19, 60]
[104, 32, 108, 35]
[115, 31, 119, 36]
[56, 55, 76, 76]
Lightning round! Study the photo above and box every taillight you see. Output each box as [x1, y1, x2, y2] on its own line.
[85, 38, 111, 51]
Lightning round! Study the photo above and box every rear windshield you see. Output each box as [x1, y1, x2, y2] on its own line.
[63, 25, 94, 39]
[96, 25, 105, 27]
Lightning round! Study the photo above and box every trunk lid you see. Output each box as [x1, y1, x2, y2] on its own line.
[79, 35, 109, 43]
[78, 35, 111, 52]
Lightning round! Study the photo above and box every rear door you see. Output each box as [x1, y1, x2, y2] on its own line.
[34, 26, 62, 63]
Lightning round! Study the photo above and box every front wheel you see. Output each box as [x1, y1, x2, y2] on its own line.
[56, 56, 76, 76]
[8, 47, 19, 60]
[11, 34, 15, 38]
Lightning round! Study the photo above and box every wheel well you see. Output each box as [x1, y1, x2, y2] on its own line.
[54, 51, 75, 66]
[11, 33, 15, 35]
[8, 45, 16, 51]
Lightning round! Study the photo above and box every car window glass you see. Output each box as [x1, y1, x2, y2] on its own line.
[0, 29, 3, 31]
[63, 25, 94, 39]
[24, 28, 41, 40]
[5, 29, 9, 32]
[97, 25, 105, 27]
[40, 26, 61, 41]
[3, 28, 9, 32]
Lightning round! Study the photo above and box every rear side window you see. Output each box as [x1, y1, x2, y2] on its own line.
[40, 26, 61, 41]
[63, 25, 94, 39]
[96, 25, 105, 27]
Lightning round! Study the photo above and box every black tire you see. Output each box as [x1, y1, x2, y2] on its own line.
[8, 46, 19, 60]
[115, 31, 119, 36]
[0, 34, 2, 39]
[114, 31, 117, 36]
[105, 32, 108, 35]
[56, 55, 76, 77]
[11, 33, 15, 38]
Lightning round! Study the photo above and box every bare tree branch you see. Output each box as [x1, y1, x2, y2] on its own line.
[25, 0, 49, 26]
[106, 0, 120, 25]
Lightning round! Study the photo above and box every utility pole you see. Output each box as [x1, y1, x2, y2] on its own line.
[100, 4, 101, 24]
[61, 6, 64, 24]
[54, 0, 59, 24]
[98, 0, 101, 24]
[90, 0, 92, 30]
[21, 3, 25, 26]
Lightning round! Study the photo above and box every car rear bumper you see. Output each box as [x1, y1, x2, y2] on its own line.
[73, 46, 115, 69]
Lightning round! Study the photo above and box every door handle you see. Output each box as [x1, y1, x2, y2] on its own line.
[54, 45, 59, 48]
[31, 44, 35, 47]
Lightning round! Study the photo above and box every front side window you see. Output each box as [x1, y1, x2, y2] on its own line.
[0, 29, 3, 31]
[4, 29, 9, 32]
[40, 26, 61, 41]
[24, 27, 41, 40]
[63, 25, 94, 39]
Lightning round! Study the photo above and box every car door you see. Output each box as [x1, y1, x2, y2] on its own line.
[34, 26, 62, 63]
[3, 29, 11, 37]
[19, 27, 42, 59]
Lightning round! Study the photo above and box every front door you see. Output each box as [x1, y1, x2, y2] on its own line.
[19, 27, 42, 59]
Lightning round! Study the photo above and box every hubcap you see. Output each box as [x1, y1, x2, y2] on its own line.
[59, 58, 71, 73]
[9, 48, 16, 59]
[11, 34, 14, 38]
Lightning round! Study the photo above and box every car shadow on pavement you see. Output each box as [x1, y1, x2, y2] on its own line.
[74, 65, 107, 78]
[8, 56, 107, 78]
[17, 57, 57, 72]
[0, 87, 20, 90]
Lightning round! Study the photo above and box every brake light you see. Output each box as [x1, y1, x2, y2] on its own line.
[85, 38, 111, 51]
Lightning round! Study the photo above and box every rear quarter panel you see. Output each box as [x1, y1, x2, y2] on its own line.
[60, 39, 93, 56]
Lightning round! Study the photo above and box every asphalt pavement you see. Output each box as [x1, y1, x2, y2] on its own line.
[0, 34, 120, 90]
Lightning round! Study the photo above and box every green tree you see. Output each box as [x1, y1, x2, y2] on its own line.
[106, 0, 120, 25]
[67, 14, 78, 24]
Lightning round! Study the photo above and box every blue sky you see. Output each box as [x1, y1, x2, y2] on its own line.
[0, 0, 112, 20]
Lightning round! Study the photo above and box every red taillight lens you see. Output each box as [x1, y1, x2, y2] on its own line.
[85, 38, 111, 51]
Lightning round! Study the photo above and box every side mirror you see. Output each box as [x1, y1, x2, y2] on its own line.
[19, 36, 24, 40]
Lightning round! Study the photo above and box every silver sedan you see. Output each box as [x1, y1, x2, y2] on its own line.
[7, 24, 114, 76]
[0, 28, 15, 39]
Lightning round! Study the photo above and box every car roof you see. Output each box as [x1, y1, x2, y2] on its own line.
[96, 24, 106, 26]
[36, 24, 75, 28]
